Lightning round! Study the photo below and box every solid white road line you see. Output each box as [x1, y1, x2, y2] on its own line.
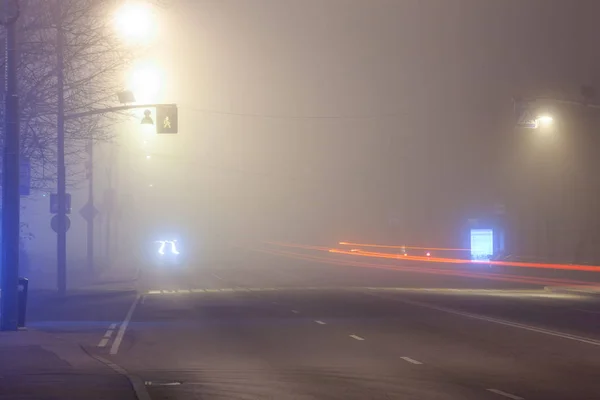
[369, 294, 600, 347]
[400, 356, 422, 365]
[315, 320, 326, 325]
[487, 388, 524, 399]
[110, 294, 141, 355]
[349, 334, 365, 341]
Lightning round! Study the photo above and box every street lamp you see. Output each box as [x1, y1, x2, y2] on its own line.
[114, 1, 157, 43]
[535, 115, 553, 128]
[127, 61, 163, 104]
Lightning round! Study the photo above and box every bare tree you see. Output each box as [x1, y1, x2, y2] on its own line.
[0, 0, 162, 191]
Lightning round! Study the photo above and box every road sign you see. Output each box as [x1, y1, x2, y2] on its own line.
[20, 158, 30, 196]
[156, 105, 178, 134]
[50, 193, 72, 214]
[79, 202, 99, 222]
[51, 215, 71, 233]
[514, 99, 538, 128]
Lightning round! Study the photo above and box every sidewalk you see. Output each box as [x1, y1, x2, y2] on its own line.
[25, 256, 140, 293]
[0, 330, 137, 399]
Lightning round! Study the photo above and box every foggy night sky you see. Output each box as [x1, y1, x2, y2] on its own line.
[25, 0, 600, 263]
[149, 0, 600, 246]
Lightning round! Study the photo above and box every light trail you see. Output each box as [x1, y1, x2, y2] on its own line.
[338, 241, 469, 251]
[331, 247, 600, 273]
[255, 246, 598, 287]
[261, 241, 600, 275]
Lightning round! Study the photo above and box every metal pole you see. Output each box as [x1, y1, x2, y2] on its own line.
[0, 0, 20, 331]
[86, 139, 94, 273]
[105, 162, 112, 265]
[113, 142, 119, 259]
[56, 10, 67, 295]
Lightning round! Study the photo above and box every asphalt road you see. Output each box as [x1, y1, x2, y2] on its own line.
[30, 245, 600, 399]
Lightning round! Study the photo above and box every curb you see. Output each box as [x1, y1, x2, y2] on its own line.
[544, 286, 600, 298]
[84, 349, 152, 400]
[28, 288, 138, 302]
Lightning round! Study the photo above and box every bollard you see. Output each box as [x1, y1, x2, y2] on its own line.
[17, 277, 29, 328]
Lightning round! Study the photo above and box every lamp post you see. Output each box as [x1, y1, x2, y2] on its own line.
[0, 0, 20, 331]
[513, 89, 600, 262]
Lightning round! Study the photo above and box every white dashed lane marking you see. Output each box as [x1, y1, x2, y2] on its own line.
[314, 320, 326, 325]
[349, 335, 365, 341]
[97, 323, 118, 348]
[400, 356, 422, 365]
[291, 310, 299, 314]
[487, 389, 524, 399]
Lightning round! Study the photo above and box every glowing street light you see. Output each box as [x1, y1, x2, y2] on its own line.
[127, 61, 163, 104]
[114, 2, 157, 43]
[535, 115, 553, 127]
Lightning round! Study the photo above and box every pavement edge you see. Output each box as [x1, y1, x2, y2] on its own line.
[82, 346, 152, 400]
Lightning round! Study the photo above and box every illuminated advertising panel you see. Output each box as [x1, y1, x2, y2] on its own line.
[470, 228, 494, 261]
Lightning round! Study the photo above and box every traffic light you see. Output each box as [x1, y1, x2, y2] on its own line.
[156, 105, 178, 134]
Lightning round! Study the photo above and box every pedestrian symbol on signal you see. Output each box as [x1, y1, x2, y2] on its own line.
[156, 105, 178, 134]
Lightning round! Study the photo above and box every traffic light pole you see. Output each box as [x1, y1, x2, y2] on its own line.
[0, 1, 20, 331]
[54, 102, 176, 292]
[64, 103, 177, 121]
